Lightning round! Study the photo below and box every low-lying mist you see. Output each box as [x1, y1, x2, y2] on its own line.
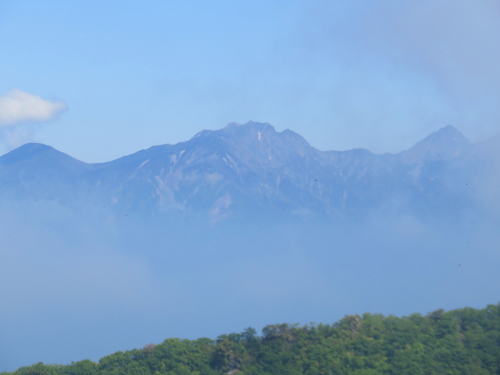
[1, 191, 499, 371]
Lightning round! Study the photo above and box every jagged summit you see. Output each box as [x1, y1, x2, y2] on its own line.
[223, 120, 273, 129]
[220, 121, 275, 137]
[217, 121, 313, 149]
[219, 121, 274, 136]
[192, 121, 275, 141]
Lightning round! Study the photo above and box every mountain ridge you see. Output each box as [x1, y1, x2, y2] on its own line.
[2, 122, 467, 165]
[0, 122, 494, 222]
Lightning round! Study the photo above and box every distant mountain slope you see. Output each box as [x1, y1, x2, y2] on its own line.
[0, 122, 495, 221]
[0, 143, 95, 202]
[399, 124, 472, 163]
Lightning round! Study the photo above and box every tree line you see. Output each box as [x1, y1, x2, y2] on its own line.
[4, 303, 500, 375]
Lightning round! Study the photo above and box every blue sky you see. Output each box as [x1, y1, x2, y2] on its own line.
[1, 0, 500, 162]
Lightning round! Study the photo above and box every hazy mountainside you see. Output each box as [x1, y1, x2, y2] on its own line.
[5, 303, 500, 375]
[0, 122, 494, 222]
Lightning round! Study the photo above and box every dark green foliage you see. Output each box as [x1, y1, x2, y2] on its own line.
[5, 303, 500, 375]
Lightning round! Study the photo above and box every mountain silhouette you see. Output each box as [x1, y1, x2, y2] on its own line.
[0, 122, 494, 222]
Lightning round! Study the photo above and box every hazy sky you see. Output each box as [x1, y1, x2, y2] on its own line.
[1, 0, 500, 162]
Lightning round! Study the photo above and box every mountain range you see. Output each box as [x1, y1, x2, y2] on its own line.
[0, 121, 495, 223]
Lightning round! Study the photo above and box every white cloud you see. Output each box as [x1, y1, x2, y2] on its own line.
[0, 88, 67, 127]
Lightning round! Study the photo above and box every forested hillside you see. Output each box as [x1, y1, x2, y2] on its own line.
[4, 303, 500, 375]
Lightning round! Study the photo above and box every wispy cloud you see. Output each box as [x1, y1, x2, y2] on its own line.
[0, 88, 67, 127]
[0, 89, 67, 150]
[291, 0, 500, 152]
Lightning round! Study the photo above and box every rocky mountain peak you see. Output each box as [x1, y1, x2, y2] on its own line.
[398, 125, 471, 164]
[221, 121, 275, 138]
